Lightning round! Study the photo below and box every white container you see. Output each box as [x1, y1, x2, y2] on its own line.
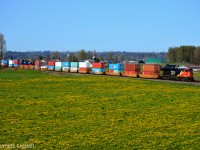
[62, 67, 70, 72]
[8, 60, 14, 67]
[79, 61, 92, 68]
[55, 62, 62, 67]
[40, 66, 47, 69]
[9, 60, 14, 64]
[70, 67, 78, 70]
[70, 67, 78, 72]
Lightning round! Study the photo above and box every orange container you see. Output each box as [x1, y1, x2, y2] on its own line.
[79, 67, 90, 73]
[142, 71, 160, 75]
[29, 65, 35, 70]
[24, 65, 29, 69]
[142, 64, 160, 72]
[20, 65, 24, 69]
[124, 71, 137, 74]
[139, 64, 160, 79]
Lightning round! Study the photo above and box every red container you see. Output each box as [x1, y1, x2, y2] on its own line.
[109, 70, 114, 73]
[14, 60, 20, 65]
[124, 64, 140, 71]
[92, 62, 105, 68]
[79, 68, 89, 71]
[79, 68, 91, 73]
[48, 61, 55, 66]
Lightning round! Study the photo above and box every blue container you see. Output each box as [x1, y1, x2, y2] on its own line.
[48, 66, 55, 70]
[1, 60, 8, 66]
[92, 68, 106, 73]
[9, 64, 13, 67]
[13, 64, 19, 67]
[1, 60, 8, 64]
[62, 62, 70, 67]
[109, 64, 124, 70]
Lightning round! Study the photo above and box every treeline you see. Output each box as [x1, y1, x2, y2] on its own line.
[6, 50, 167, 63]
[168, 46, 200, 64]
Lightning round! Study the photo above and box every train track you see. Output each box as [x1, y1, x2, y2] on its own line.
[2, 67, 200, 86]
[42, 70, 200, 86]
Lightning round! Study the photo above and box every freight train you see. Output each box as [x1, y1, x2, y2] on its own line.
[1, 59, 194, 82]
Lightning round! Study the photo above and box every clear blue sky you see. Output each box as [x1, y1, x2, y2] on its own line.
[1, 0, 200, 52]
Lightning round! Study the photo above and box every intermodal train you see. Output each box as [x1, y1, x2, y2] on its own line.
[1, 59, 194, 82]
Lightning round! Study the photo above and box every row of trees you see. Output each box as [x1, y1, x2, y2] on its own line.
[168, 46, 200, 64]
[43, 50, 98, 62]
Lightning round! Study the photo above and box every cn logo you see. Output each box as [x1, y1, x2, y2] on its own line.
[171, 71, 175, 75]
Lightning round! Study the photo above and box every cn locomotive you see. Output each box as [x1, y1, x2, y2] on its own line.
[161, 64, 194, 81]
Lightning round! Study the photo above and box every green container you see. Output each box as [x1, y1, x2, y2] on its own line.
[71, 62, 78, 67]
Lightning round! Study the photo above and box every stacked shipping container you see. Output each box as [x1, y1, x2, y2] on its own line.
[55, 62, 62, 71]
[79, 61, 92, 73]
[70, 62, 79, 73]
[34, 61, 41, 70]
[62, 62, 70, 72]
[108, 64, 124, 76]
[19, 60, 24, 69]
[13, 60, 20, 68]
[123, 64, 140, 77]
[23, 61, 30, 69]
[139, 64, 160, 79]
[92, 62, 106, 74]
[40, 61, 48, 71]
[8, 60, 14, 67]
[28, 62, 35, 70]
[48, 61, 55, 71]
[1, 60, 8, 67]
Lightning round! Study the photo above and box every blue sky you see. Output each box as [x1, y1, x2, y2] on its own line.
[1, 0, 200, 52]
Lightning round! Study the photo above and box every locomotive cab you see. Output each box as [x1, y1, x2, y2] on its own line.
[178, 68, 194, 81]
[161, 64, 180, 80]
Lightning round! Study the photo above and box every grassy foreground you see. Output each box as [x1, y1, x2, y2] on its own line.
[0, 69, 200, 149]
[194, 72, 200, 81]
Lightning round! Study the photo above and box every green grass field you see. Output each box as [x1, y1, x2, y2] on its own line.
[0, 69, 200, 149]
[194, 72, 200, 81]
